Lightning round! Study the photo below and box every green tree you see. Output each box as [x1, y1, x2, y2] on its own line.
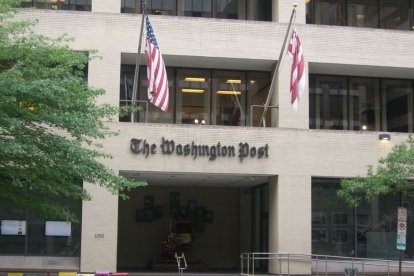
[0, 0, 145, 221]
[338, 136, 414, 207]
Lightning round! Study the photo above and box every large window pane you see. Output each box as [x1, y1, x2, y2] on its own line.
[314, 0, 346, 26]
[119, 65, 135, 122]
[247, 72, 271, 127]
[0, 206, 26, 255]
[212, 71, 246, 126]
[309, 75, 348, 130]
[119, 65, 174, 123]
[148, 0, 176, 15]
[382, 79, 413, 132]
[312, 178, 354, 257]
[121, 0, 139, 13]
[355, 196, 401, 259]
[411, 0, 414, 30]
[379, 0, 410, 30]
[348, 0, 378, 28]
[0, 197, 81, 257]
[181, 0, 212, 17]
[140, 67, 175, 123]
[20, 0, 91, 11]
[312, 178, 414, 260]
[213, 0, 238, 19]
[120, 65, 271, 126]
[349, 77, 380, 131]
[176, 69, 210, 124]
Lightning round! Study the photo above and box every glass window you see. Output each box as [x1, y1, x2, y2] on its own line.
[349, 77, 380, 131]
[140, 67, 175, 123]
[20, 0, 91, 11]
[312, 178, 414, 260]
[120, 0, 271, 21]
[247, 72, 271, 127]
[314, 0, 347, 26]
[148, 0, 176, 15]
[348, 0, 378, 28]
[381, 79, 413, 132]
[176, 69, 210, 124]
[0, 199, 81, 257]
[312, 178, 354, 257]
[119, 65, 135, 122]
[379, 0, 410, 30]
[180, 0, 212, 18]
[306, 0, 314, 24]
[120, 65, 271, 126]
[411, 0, 414, 30]
[0, 207, 27, 255]
[213, 0, 238, 19]
[120, 65, 174, 123]
[212, 71, 246, 126]
[309, 75, 348, 130]
[121, 0, 139, 13]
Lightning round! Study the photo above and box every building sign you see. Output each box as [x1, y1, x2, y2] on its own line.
[130, 137, 269, 162]
[396, 207, 407, 250]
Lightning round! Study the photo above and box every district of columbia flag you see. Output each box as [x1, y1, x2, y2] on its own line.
[145, 14, 169, 112]
[287, 30, 305, 111]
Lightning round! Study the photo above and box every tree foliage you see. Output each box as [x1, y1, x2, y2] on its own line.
[338, 136, 414, 207]
[0, 0, 145, 221]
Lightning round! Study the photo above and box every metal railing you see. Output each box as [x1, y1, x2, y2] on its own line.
[175, 252, 187, 276]
[240, 252, 414, 275]
[248, 104, 278, 127]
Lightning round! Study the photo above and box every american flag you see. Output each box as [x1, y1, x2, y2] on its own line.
[145, 14, 169, 112]
[287, 30, 305, 111]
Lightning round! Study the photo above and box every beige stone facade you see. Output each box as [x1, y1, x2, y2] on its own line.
[3, 0, 414, 274]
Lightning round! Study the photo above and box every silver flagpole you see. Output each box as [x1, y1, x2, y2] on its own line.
[131, 0, 148, 122]
[258, 4, 297, 127]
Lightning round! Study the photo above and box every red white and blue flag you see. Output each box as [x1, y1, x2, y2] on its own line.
[145, 14, 169, 112]
[287, 30, 305, 111]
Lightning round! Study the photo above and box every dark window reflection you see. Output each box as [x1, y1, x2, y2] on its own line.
[121, 0, 272, 21]
[307, 0, 412, 31]
[0, 198, 81, 257]
[20, 0, 92, 11]
[314, 0, 347, 26]
[309, 75, 348, 130]
[379, 0, 410, 30]
[310, 75, 414, 133]
[348, 0, 378, 28]
[312, 178, 413, 260]
[119, 65, 271, 126]
[382, 79, 413, 132]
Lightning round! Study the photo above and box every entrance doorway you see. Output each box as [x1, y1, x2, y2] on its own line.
[116, 172, 269, 272]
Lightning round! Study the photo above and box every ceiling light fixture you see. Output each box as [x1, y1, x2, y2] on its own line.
[379, 133, 391, 141]
[226, 79, 242, 84]
[216, 90, 241, 95]
[184, 77, 206, 82]
[182, 88, 205, 93]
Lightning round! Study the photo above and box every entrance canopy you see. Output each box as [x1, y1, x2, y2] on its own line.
[120, 170, 270, 188]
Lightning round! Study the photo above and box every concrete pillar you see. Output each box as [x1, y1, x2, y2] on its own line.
[268, 174, 311, 274]
[92, 0, 121, 13]
[80, 183, 119, 272]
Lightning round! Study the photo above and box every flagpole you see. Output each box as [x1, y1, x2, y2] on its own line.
[258, 3, 297, 127]
[131, 0, 148, 122]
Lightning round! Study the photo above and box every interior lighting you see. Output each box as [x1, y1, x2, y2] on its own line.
[216, 90, 241, 95]
[226, 79, 242, 84]
[379, 133, 391, 141]
[184, 77, 206, 82]
[361, 125, 367, 130]
[182, 88, 205, 93]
